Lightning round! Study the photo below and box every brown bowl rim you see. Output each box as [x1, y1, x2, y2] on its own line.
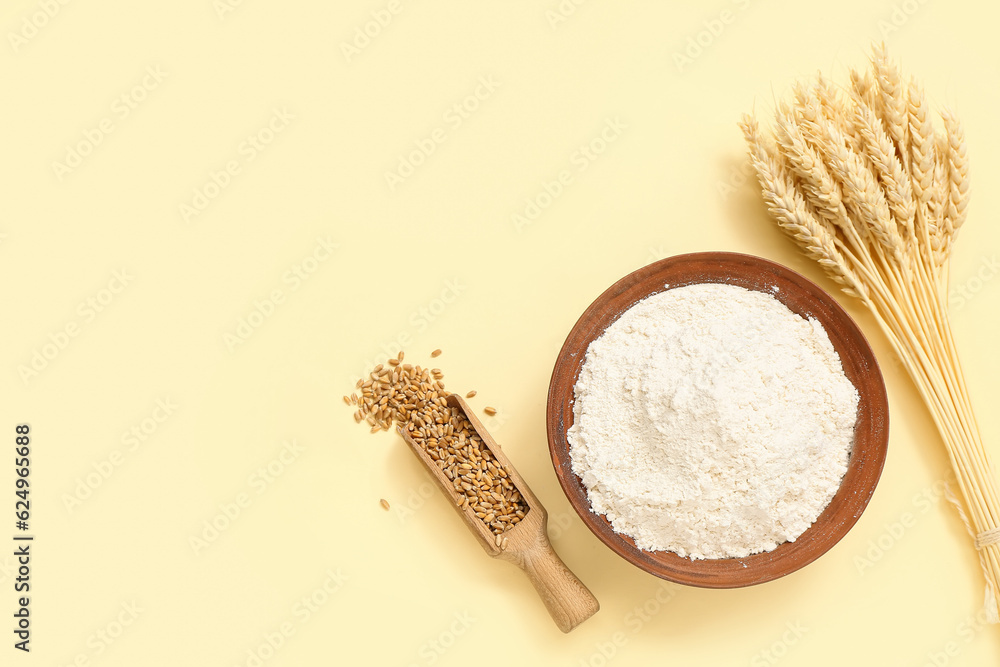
[546, 251, 889, 588]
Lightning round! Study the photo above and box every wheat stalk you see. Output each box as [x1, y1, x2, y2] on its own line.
[742, 45, 1000, 623]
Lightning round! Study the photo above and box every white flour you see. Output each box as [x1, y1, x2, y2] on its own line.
[567, 283, 858, 559]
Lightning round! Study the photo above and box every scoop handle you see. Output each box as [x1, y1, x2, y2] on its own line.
[513, 529, 600, 633]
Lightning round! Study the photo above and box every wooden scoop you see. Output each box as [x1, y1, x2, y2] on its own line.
[397, 394, 599, 633]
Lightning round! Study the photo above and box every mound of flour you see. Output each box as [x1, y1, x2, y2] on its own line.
[567, 283, 858, 559]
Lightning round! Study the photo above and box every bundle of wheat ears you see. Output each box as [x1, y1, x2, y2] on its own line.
[740, 43, 999, 619]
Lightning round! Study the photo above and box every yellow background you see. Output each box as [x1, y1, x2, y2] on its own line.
[3, 0, 999, 665]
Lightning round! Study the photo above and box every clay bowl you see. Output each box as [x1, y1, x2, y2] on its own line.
[546, 252, 889, 588]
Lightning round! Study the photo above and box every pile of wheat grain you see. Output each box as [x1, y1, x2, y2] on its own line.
[346, 351, 526, 537]
[741, 43, 998, 621]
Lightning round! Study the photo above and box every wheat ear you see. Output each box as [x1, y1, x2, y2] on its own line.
[872, 42, 909, 169]
[741, 44, 1000, 624]
[798, 95, 903, 266]
[851, 96, 916, 245]
[940, 108, 970, 252]
[739, 114, 868, 301]
[906, 77, 940, 272]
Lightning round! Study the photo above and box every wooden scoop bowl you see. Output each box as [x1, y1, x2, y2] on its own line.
[397, 394, 599, 633]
